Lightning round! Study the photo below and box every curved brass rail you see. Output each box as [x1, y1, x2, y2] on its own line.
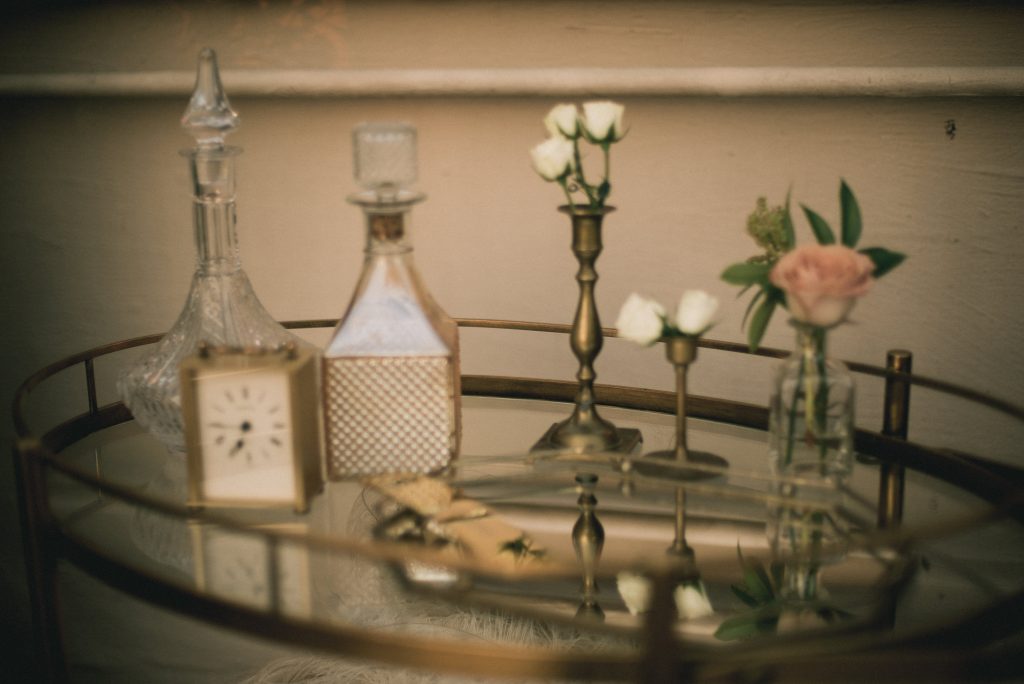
[11, 318, 1024, 682]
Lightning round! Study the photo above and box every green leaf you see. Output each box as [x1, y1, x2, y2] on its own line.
[721, 262, 771, 287]
[859, 247, 906, 278]
[714, 605, 783, 641]
[597, 180, 611, 204]
[782, 187, 796, 249]
[730, 585, 761, 608]
[747, 296, 778, 352]
[749, 563, 775, 603]
[801, 205, 836, 245]
[714, 615, 765, 641]
[735, 550, 773, 605]
[741, 288, 765, 329]
[840, 180, 862, 247]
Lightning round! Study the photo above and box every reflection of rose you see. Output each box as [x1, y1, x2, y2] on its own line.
[770, 244, 875, 328]
[616, 573, 714, 620]
[674, 581, 714, 619]
[616, 571, 651, 616]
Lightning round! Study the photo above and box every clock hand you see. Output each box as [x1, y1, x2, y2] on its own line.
[229, 438, 245, 457]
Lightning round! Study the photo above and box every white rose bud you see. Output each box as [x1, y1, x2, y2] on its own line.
[530, 137, 574, 182]
[581, 100, 625, 143]
[615, 293, 666, 346]
[674, 581, 714, 620]
[544, 103, 580, 139]
[674, 289, 719, 336]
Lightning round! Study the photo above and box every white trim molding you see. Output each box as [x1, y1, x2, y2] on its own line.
[2, 67, 1023, 98]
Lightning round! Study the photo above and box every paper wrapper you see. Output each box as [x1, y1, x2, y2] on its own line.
[367, 474, 546, 574]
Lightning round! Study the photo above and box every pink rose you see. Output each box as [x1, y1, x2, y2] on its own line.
[770, 244, 875, 327]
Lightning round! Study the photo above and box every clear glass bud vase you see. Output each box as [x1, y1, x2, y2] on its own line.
[769, 323, 855, 482]
[323, 122, 461, 478]
[117, 49, 304, 453]
[767, 323, 855, 566]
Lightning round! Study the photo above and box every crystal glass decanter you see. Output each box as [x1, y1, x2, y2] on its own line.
[118, 48, 303, 453]
[323, 122, 461, 478]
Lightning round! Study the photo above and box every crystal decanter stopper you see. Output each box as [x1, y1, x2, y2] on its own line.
[323, 123, 461, 478]
[117, 48, 305, 453]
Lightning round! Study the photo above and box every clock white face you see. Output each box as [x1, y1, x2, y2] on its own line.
[197, 368, 296, 502]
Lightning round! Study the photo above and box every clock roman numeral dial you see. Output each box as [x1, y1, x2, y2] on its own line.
[202, 378, 290, 465]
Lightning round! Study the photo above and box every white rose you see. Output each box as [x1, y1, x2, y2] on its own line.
[616, 572, 651, 616]
[674, 581, 714, 620]
[544, 103, 579, 139]
[673, 290, 719, 336]
[581, 101, 625, 143]
[530, 137, 574, 182]
[615, 293, 666, 346]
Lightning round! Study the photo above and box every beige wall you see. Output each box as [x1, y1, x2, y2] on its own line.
[1, 0, 1023, 671]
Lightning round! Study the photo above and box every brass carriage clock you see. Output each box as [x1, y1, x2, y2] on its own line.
[181, 343, 322, 513]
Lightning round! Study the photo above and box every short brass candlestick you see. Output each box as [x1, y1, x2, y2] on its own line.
[533, 206, 641, 454]
[641, 337, 728, 479]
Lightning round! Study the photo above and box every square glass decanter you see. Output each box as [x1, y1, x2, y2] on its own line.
[323, 123, 461, 478]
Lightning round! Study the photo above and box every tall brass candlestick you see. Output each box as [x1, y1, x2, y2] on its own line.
[572, 473, 605, 620]
[643, 337, 728, 478]
[534, 206, 641, 454]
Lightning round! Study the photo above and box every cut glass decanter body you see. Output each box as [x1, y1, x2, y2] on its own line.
[323, 123, 461, 478]
[118, 48, 306, 453]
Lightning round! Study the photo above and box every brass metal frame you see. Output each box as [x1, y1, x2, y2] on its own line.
[879, 350, 912, 528]
[11, 318, 1024, 683]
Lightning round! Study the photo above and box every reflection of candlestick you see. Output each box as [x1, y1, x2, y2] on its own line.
[572, 473, 604, 621]
[668, 487, 689, 558]
[643, 337, 728, 479]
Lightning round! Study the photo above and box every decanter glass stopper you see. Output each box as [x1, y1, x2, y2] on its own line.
[353, 122, 418, 203]
[181, 47, 239, 148]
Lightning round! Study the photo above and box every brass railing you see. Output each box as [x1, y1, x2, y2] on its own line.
[11, 319, 1024, 683]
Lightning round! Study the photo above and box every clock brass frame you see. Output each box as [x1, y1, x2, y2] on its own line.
[181, 343, 323, 513]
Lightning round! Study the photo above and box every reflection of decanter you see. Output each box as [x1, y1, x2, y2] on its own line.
[118, 49, 303, 453]
[323, 123, 460, 478]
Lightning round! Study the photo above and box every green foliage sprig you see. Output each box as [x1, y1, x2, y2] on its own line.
[721, 181, 906, 351]
[499, 534, 546, 563]
[714, 547, 851, 641]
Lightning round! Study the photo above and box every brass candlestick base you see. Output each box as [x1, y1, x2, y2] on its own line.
[533, 205, 642, 455]
[533, 423, 643, 455]
[637, 337, 727, 480]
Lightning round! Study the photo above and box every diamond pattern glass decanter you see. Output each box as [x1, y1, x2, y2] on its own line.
[118, 48, 303, 453]
[323, 122, 461, 478]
